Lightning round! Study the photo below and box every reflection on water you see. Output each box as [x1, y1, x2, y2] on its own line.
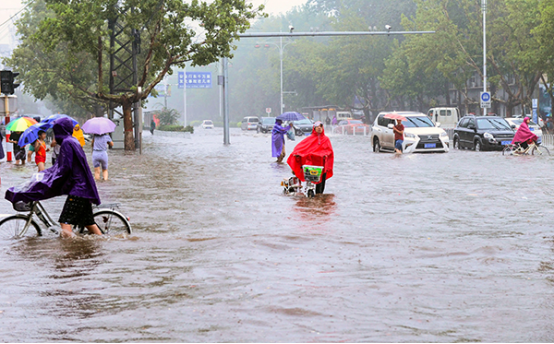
[1, 129, 554, 341]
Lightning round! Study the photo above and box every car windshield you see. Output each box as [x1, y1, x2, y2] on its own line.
[248, 118, 259, 123]
[348, 120, 363, 124]
[262, 118, 275, 124]
[204, 121, 213, 124]
[477, 118, 511, 130]
[294, 119, 312, 125]
[403, 116, 434, 128]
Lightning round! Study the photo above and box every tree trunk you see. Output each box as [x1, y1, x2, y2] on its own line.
[122, 99, 135, 151]
[445, 80, 451, 106]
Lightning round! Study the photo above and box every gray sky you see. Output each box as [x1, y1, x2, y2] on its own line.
[0, 0, 308, 44]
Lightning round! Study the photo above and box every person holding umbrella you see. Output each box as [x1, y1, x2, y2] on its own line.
[272, 119, 292, 163]
[82, 117, 116, 181]
[393, 118, 405, 154]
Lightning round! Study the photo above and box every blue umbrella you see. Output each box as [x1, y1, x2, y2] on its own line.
[276, 111, 305, 122]
[17, 115, 78, 147]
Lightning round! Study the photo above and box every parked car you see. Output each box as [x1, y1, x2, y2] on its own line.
[426, 107, 461, 129]
[371, 111, 450, 153]
[452, 115, 514, 151]
[201, 120, 214, 129]
[505, 117, 543, 140]
[257, 117, 276, 133]
[337, 119, 370, 134]
[241, 116, 259, 130]
[292, 118, 314, 135]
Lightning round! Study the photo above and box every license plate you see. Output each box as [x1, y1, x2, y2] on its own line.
[530, 127, 534, 131]
[424, 143, 436, 148]
[501, 140, 511, 145]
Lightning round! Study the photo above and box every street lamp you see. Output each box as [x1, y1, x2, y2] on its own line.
[255, 36, 295, 114]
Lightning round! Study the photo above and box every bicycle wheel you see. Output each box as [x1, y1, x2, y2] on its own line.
[93, 210, 132, 235]
[502, 144, 516, 156]
[532, 145, 551, 156]
[0, 215, 42, 239]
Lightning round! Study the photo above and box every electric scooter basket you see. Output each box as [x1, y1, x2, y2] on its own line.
[302, 165, 323, 183]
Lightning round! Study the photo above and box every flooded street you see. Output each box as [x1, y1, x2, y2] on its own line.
[2, 128, 554, 342]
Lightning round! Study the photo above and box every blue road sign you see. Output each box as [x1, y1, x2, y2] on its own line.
[481, 92, 490, 102]
[178, 71, 185, 89]
[186, 72, 212, 89]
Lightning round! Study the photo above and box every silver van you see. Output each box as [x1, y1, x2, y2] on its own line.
[241, 117, 259, 130]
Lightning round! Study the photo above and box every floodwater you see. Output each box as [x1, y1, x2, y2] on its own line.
[1, 128, 554, 342]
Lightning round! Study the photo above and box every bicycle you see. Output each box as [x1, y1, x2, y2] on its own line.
[502, 140, 551, 156]
[0, 200, 132, 239]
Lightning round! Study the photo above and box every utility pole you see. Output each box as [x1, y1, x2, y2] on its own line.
[482, 0, 487, 116]
[222, 58, 230, 145]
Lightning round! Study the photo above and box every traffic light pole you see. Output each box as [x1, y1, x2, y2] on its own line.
[3, 95, 11, 162]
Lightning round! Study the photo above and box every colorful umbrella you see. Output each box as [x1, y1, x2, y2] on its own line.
[276, 112, 305, 122]
[384, 113, 407, 121]
[42, 114, 78, 127]
[81, 117, 116, 135]
[5, 117, 38, 132]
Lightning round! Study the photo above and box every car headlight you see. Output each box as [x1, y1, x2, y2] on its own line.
[484, 132, 494, 140]
[405, 132, 416, 139]
[440, 131, 448, 137]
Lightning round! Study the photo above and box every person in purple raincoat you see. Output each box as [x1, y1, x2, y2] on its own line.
[5, 117, 103, 238]
[272, 119, 292, 163]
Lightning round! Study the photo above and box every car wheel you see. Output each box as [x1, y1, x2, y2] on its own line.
[454, 138, 460, 150]
[474, 139, 482, 152]
[296, 129, 302, 136]
[373, 138, 381, 153]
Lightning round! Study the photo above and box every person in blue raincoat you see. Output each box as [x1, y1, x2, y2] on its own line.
[5, 117, 103, 238]
[272, 119, 292, 163]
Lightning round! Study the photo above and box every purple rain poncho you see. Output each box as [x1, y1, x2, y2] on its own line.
[5, 117, 101, 205]
[272, 120, 290, 158]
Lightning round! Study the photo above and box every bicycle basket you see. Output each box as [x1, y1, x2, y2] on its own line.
[302, 165, 323, 183]
[13, 201, 32, 212]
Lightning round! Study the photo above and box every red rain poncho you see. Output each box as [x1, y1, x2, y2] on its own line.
[512, 118, 538, 144]
[287, 125, 334, 183]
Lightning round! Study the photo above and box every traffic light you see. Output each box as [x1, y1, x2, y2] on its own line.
[1, 70, 20, 95]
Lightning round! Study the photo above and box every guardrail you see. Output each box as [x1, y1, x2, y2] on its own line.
[329, 125, 370, 136]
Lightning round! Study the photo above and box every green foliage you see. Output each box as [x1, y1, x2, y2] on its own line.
[4, 0, 265, 149]
[157, 107, 180, 126]
[158, 124, 194, 133]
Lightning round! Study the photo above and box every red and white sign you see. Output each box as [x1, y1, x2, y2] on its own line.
[266, 107, 271, 114]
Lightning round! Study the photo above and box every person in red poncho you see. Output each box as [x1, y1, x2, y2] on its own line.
[512, 116, 538, 150]
[287, 121, 334, 194]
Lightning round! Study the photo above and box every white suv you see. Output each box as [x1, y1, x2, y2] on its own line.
[371, 111, 450, 153]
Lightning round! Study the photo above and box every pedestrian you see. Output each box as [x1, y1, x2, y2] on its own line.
[0, 130, 5, 161]
[34, 130, 50, 172]
[51, 138, 60, 165]
[332, 115, 338, 126]
[5, 117, 103, 238]
[325, 116, 331, 126]
[27, 143, 35, 163]
[393, 119, 404, 154]
[92, 133, 113, 181]
[73, 124, 86, 148]
[8, 131, 25, 165]
[272, 118, 292, 163]
[150, 118, 156, 135]
[287, 121, 334, 194]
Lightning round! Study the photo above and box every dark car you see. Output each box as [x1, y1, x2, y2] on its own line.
[257, 117, 276, 133]
[453, 115, 515, 151]
[292, 119, 313, 136]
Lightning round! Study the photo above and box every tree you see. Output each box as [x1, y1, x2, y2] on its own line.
[7, 0, 264, 150]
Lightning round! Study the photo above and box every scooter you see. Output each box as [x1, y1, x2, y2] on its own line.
[282, 158, 325, 198]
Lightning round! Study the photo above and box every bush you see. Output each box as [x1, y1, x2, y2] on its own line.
[158, 124, 194, 134]
[189, 120, 202, 127]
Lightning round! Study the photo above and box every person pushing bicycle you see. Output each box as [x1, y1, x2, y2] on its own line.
[5, 117, 103, 238]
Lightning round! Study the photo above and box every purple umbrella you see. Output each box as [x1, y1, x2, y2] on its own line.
[276, 111, 306, 122]
[81, 117, 116, 135]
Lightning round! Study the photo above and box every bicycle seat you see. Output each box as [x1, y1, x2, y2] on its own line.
[95, 202, 120, 209]
[13, 201, 32, 212]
